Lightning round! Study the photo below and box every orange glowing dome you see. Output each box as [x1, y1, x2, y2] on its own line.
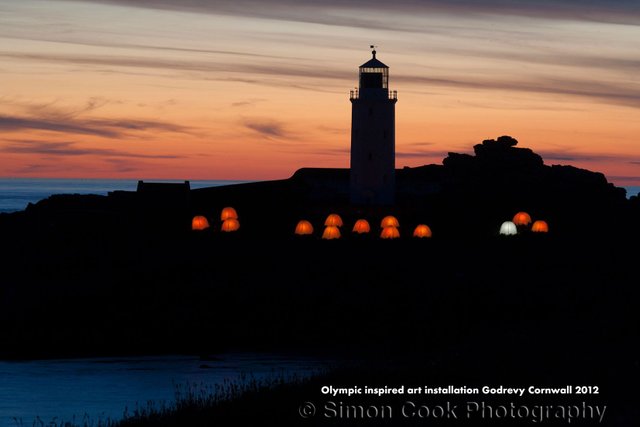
[531, 220, 549, 233]
[295, 220, 314, 235]
[220, 207, 238, 221]
[191, 215, 210, 231]
[380, 215, 400, 228]
[380, 226, 400, 239]
[512, 211, 532, 226]
[324, 214, 343, 227]
[352, 219, 371, 234]
[413, 224, 432, 238]
[322, 226, 341, 240]
[221, 218, 240, 232]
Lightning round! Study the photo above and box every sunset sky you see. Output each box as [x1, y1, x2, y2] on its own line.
[1, 0, 639, 184]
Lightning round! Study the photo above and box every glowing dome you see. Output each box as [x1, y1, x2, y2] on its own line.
[380, 215, 400, 228]
[413, 224, 432, 238]
[295, 220, 314, 235]
[380, 226, 400, 239]
[191, 215, 210, 231]
[324, 214, 344, 227]
[531, 220, 549, 233]
[499, 221, 518, 236]
[221, 218, 240, 232]
[513, 211, 532, 226]
[322, 226, 341, 240]
[352, 219, 371, 234]
[220, 207, 238, 221]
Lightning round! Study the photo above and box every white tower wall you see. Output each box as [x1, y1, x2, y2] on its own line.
[349, 50, 397, 205]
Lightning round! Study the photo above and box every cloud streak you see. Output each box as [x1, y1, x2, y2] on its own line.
[537, 149, 640, 164]
[0, 113, 191, 138]
[3, 50, 639, 109]
[1, 139, 182, 159]
[397, 75, 640, 109]
[242, 118, 289, 139]
[608, 175, 640, 184]
[0, 52, 350, 83]
[0, 115, 119, 138]
[231, 99, 267, 108]
[396, 150, 449, 160]
[68, 0, 640, 26]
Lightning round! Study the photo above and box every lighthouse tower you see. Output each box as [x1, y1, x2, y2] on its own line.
[349, 47, 397, 205]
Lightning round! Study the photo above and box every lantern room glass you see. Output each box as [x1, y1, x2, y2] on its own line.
[359, 67, 389, 89]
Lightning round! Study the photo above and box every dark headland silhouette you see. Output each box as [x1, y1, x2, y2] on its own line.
[4, 135, 630, 238]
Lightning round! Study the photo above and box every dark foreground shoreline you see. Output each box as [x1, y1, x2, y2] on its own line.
[112, 353, 635, 426]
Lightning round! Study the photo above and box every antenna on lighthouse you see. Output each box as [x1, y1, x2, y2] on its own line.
[370, 45, 378, 58]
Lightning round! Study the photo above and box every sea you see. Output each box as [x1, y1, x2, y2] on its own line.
[0, 178, 248, 213]
[0, 178, 638, 214]
[0, 354, 329, 427]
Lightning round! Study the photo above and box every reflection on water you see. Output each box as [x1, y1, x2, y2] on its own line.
[0, 354, 327, 427]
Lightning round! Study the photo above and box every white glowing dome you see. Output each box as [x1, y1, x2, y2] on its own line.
[499, 221, 518, 236]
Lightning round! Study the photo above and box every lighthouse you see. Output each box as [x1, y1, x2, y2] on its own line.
[349, 47, 397, 205]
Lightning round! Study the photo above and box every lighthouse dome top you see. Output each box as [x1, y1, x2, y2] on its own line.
[360, 49, 388, 69]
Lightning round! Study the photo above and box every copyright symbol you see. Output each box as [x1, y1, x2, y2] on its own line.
[299, 401, 316, 418]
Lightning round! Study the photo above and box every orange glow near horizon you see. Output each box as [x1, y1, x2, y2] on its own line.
[1, 1, 639, 186]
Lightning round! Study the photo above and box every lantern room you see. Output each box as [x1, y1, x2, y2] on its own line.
[359, 48, 389, 90]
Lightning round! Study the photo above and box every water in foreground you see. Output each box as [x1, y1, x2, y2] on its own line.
[0, 354, 327, 427]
